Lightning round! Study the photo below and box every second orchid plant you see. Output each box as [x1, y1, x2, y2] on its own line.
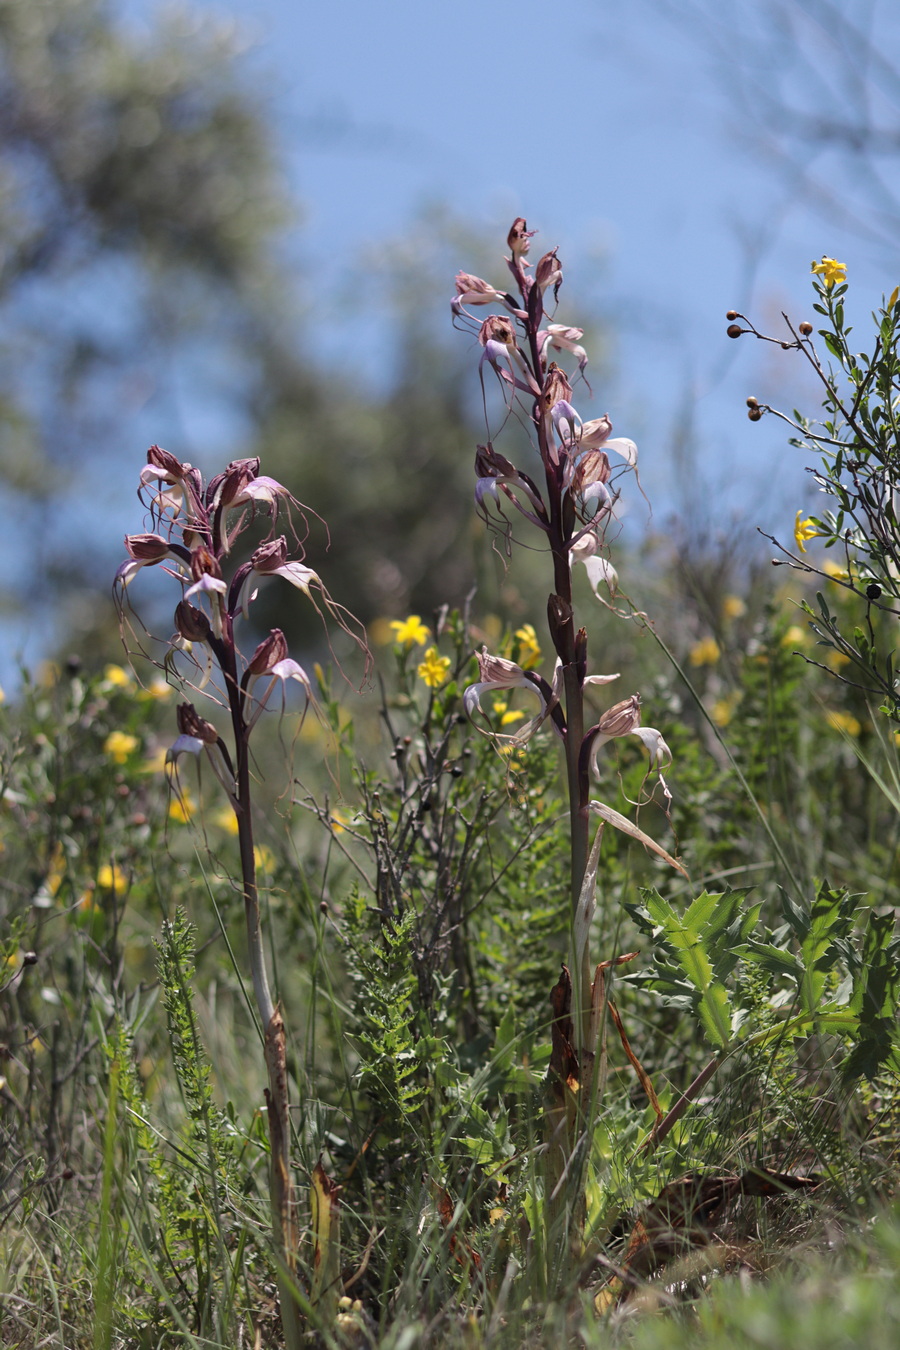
[116, 446, 368, 1347]
[453, 221, 686, 1228]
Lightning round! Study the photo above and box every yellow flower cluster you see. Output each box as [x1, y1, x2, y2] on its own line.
[513, 624, 542, 669]
[103, 731, 139, 764]
[689, 636, 721, 667]
[826, 710, 861, 737]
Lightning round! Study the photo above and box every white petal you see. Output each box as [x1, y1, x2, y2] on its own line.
[604, 437, 638, 466]
[582, 555, 619, 596]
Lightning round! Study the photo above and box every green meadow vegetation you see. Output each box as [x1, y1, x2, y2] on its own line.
[2, 218, 900, 1350]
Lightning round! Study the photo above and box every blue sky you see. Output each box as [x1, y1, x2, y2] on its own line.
[5, 0, 898, 685]
[197, 0, 895, 515]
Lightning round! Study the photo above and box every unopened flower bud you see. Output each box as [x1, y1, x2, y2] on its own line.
[176, 702, 219, 744]
[799, 321, 814, 336]
[535, 248, 562, 294]
[146, 444, 185, 478]
[596, 694, 642, 738]
[126, 533, 170, 562]
[209, 457, 261, 509]
[478, 314, 515, 347]
[748, 407, 763, 421]
[250, 535, 290, 574]
[454, 273, 504, 306]
[542, 362, 573, 412]
[507, 217, 534, 260]
[174, 600, 212, 643]
[474, 443, 518, 479]
[247, 628, 289, 676]
[726, 310, 738, 321]
[746, 396, 759, 408]
[727, 324, 743, 339]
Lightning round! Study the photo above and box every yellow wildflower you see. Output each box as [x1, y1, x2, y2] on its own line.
[330, 809, 348, 835]
[254, 845, 277, 874]
[811, 257, 847, 288]
[822, 559, 849, 582]
[97, 863, 128, 891]
[103, 664, 132, 688]
[368, 617, 395, 646]
[711, 693, 740, 727]
[168, 789, 195, 824]
[140, 677, 172, 702]
[781, 625, 810, 649]
[211, 804, 240, 836]
[722, 595, 746, 621]
[417, 647, 451, 689]
[689, 636, 721, 667]
[103, 731, 139, 764]
[390, 615, 430, 647]
[826, 710, 861, 737]
[501, 709, 526, 726]
[794, 511, 820, 553]
[142, 747, 169, 775]
[827, 650, 851, 671]
[45, 842, 66, 898]
[514, 624, 542, 670]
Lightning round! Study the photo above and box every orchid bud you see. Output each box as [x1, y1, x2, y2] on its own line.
[247, 628, 290, 676]
[596, 694, 642, 739]
[176, 701, 219, 744]
[478, 314, 515, 348]
[125, 533, 171, 562]
[250, 536, 290, 574]
[474, 443, 518, 480]
[174, 600, 212, 644]
[571, 450, 611, 496]
[208, 457, 261, 509]
[454, 273, 503, 306]
[146, 444, 185, 479]
[507, 218, 534, 260]
[535, 248, 562, 294]
[542, 363, 573, 413]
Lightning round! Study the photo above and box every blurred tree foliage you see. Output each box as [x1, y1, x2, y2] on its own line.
[0, 0, 501, 669]
[0, 0, 295, 629]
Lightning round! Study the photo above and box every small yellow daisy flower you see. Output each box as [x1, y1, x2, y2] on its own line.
[689, 637, 721, 667]
[103, 731, 139, 764]
[390, 615, 431, 647]
[417, 647, 451, 689]
[811, 257, 847, 288]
